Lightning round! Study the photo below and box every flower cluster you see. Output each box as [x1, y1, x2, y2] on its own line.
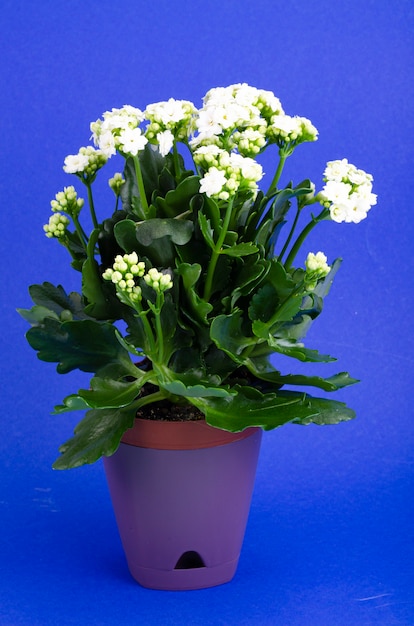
[50, 186, 84, 217]
[319, 159, 377, 223]
[143, 268, 173, 293]
[102, 252, 146, 303]
[266, 115, 318, 152]
[90, 105, 147, 157]
[108, 172, 125, 196]
[63, 146, 108, 179]
[102, 253, 173, 306]
[194, 146, 263, 199]
[144, 98, 197, 156]
[305, 251, 331, 290]
[43, 212, 70, 239]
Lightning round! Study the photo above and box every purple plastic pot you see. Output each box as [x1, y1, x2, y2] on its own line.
[103, 419, 262, 590]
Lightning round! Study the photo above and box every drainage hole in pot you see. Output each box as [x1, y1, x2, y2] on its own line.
[174, 551, 206, 569]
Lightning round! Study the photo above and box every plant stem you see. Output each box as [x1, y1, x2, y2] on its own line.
[203, 197, 234, 301]
[133, 155, 149, 218]
[265, 153, 287, 197]
[72, 214, 88, 251]
[284, 207, 330, 270]
[173, 141, 181, 178]
[278, 206, 301, 262]
[86, 182, 99, 229]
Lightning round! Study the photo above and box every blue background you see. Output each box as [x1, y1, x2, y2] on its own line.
[1, 1, 413, 624]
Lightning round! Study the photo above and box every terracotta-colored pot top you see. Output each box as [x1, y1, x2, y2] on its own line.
[121, 418, 259, 450]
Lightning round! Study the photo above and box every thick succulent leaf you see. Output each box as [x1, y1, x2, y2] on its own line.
[198, 211, 216, 250]
[247, 358, 359, 391]
[53, 395, 90, 413]
[78, 376, 143, 409]
[220, 242, 259, 257]
[26, 318, 132, 374]
[176, 262, 213, 324]
[192, 385, 355, 432]
[52, 406, 137, 469]
[266, 336, 336, 363]
[22, 283, 89, 321]
[135, 218, 193, 246]
[210, 311, 256, 362]
[17, 304, 60, 324]
[162, 175, 201, 214]
[159, 378, 233, 398]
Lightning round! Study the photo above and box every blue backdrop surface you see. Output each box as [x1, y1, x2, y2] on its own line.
[1, 1, 413, 624]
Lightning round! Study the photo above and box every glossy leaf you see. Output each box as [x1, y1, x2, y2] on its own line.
[53, 406, 137, 469]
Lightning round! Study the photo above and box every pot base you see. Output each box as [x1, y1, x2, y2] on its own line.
[129, 558, 239, 591]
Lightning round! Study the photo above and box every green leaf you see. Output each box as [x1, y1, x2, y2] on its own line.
[267, 336, 335, 363]
[191, 385, 317, 431]
[159, 378, 233, 398]
[23, 283, 88, 320]
[135, 218, 193, 246]
[26, 318, 132, 374]
[17, 304, 60, 324]
[176, 262, 212, 325]
[113, 219, 139, 252]
[191, 385, 356, 432]
[247, 358, 359, 391]
[52, 406, 137, 469]
[53, 395, 90, 414]
[220, 242, 258, 257]
[78, 376, 143, 409]
[197, 211, 216, 250]
[210, 311, 256, 363]
[162, 175, 201, 214]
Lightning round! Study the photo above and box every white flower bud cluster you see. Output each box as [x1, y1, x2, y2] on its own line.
[143, 268, 173, 293]
[91, 105, 148, 158]
[144, 99, 197, 156]
[267, 115, 318, 149]
[102, 252, 146, 303]
[305, 251, 331, 290]
[108, 172, 126, 196]
[63, 146, 107, 177]
[50, 186, 84, 217]
[319, 159, 377, 223]
[194, 146, 263, 200]
[43, 212, 70, 239]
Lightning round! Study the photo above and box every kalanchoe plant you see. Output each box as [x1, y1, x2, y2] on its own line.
[19, 83, 376, 469]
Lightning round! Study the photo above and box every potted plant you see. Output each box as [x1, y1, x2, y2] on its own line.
[19, 83, 376, 590]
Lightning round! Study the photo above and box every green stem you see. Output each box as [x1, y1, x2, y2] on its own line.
[173, 141, 181, 178]
[284, 207, 330, 270]
[265, 153, 287, 197]
[203, 197, 234, 300]
[278, 206, 301, 262]
[86, 182, 99, 229]
[133, 155, 149, 218]
[131, 389, 168, 410]
[153, 293, 165, 362]
[134, 300, 157, 356]
[72, 214, 88, 251]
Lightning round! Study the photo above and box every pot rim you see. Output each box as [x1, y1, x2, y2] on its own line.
[121, 418, 260, 450]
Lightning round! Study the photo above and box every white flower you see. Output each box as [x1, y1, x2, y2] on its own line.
[95, 130, 116, 157]
[199, 167, 227, 197]
[305, 251, 330, 274]
[324, 159, 353, 182]
[118, 127, 148, 156]
[305, 251, 331, 289]
[157, 129, 174, 156]
[321, 159, 376, 223]
[322, 180, 353, 203]
[63, 153, 90, 174]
